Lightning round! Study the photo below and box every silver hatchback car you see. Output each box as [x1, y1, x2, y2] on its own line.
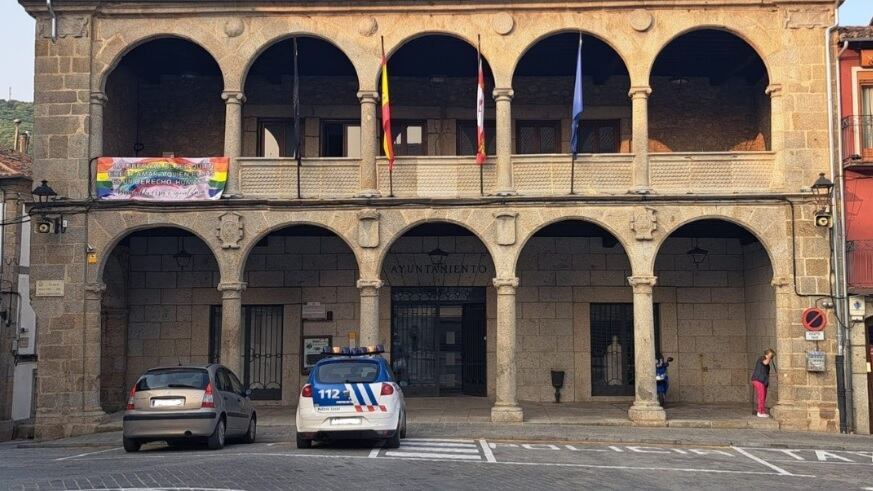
[122, 364, 256, 452]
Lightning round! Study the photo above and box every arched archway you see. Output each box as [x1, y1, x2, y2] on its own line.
[100, 227, 221, 413]
[103, 37, 225, 157]
[512, 33, 631, 155]
[653, 219, 777, 408]
[379, 35, 496, 157]
[515, 219, 634, 402]
[242, 37, 360, 158]
[381, 222, 496, 397]
[239, 224, 360, 402]
[649, 29, 770, 152]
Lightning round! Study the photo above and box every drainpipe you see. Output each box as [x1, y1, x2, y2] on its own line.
[826, 1, 853, 433]
[46, 0, 57, 43]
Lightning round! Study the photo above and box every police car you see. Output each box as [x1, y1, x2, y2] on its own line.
[295, 345, 406, 449]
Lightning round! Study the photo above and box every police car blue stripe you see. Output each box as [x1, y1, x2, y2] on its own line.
[350, 383, 367, 406]
[344, 383, 358, 405]
[362, 383, 378, 406]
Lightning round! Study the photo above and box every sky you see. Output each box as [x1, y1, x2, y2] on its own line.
[0, 0, 871, 103]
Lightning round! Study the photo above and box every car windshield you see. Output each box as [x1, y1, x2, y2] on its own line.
[315, 361, 381, 384]
[135, 369, 210, 391]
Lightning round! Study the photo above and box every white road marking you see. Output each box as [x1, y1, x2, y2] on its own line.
[479, 439, 496, 463]
[403, 438, 475, 443]
[384, 451, 482, 460]
[368, 443, 382, 458]
[54, 447, 122, 461]
[398, 446, 479, 454]
[398, 441, 477, 448]
[733, 447, 794, 476]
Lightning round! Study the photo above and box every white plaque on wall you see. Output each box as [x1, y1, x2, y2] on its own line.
[35, 280, 64, 297]
[302, 302, 327, 320]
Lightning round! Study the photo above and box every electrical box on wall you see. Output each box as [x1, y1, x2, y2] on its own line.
[807, 351, 826, 372]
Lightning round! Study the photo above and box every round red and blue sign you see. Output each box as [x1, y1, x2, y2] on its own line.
[801, 307, 828, 332]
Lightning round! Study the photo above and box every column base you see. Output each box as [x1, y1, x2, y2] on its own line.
[628, 403, 666, 427]
[494, 189, 518, 197]
[357, 189, 382, 198]
[628, 186, 653, 195]
[491, 404, 524, 423]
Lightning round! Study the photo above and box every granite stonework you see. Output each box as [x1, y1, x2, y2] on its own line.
[18, 0, 843, 439]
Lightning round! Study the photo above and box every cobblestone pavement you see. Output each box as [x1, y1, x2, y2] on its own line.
[3, 427, 873, 490]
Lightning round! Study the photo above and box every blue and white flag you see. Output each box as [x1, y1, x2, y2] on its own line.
[569, 35, 584, 159]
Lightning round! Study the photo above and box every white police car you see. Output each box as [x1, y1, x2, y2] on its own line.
[295, 345, 406, 449]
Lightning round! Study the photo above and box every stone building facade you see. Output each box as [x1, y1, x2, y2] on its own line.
[18, 0, 844, 439]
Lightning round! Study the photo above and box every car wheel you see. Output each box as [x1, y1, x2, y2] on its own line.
[122, 437, 141, 453]
[400, 411, 407, 439]
[207, 418, 226, 450]
[296, 434, 312, 449]
[243, 417, 257, 444]
[385, 421, 401, 449]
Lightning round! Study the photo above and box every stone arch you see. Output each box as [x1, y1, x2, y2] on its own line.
[375, 31, 496, 89]
[645, 26, 773, 83]
[238, 221, 362, 283]
[514, 216, 634, 275]
[239, 33, 361, 93]
[95, 33, 227, 94]
[510, 29, 633, 85]
[376, 218, 497, 280]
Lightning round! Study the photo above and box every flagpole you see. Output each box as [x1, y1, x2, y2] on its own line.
[478, 34, 484, 197]
[293, 37, 302, 199]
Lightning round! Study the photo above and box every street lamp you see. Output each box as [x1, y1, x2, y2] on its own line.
[31, 180, 57, 204]
[810, 172, 835, 228]
[173, 237, 192, 270]
[686, 239, 709, 268]
[428, 247, 449, 268]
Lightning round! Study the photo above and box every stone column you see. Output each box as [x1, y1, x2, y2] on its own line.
[492, 277, 523, 422]
[83, 282, 107, 415]
[629, 86, 652, 194]
[357, 91, 381, 198]
[627, 275, 666, 425]
[88, 92, 108, 198]
[766, 84, 785, 191]
[219, 281, 247, 376]
[493, 88, 517, 196]
[358, 279, 382, 346]
[221, 91, 246, 197]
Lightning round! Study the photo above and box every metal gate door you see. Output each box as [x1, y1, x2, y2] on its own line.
[392, 303, 439, 396]
[243, 305, 284, 400]
[590, 303, 660, 397]
[462, 303, 486, 396]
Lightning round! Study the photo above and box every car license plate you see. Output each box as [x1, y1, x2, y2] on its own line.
[151, 398, 184, 407]
[330, 417, 361, 426]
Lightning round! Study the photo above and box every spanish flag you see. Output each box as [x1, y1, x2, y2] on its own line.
[381, 43, 395, 170]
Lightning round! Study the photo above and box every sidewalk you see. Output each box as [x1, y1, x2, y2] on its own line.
[16, 420, 873, 452]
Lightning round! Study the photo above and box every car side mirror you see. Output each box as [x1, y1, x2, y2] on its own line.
[244, 388, 252, 398]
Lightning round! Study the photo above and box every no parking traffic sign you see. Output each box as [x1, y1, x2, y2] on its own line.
[801, 307, 828, 332]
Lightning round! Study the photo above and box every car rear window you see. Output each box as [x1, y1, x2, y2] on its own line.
[315, 361, 380, 384]
[135, 369, 210, 391]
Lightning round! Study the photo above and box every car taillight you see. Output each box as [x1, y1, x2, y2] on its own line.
[380, 383, 394, 396]
[201, 382, 215, 408]
[301, 384, 313, 398]
[126, 386, 136, 411]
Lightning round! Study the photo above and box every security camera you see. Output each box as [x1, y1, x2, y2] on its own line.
[815, 211, 832, 228]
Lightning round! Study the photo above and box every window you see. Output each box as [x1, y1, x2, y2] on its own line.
[315, 361, 381, 384]
[456, 120, 496, 156]
[862, 84, 873, 160]
[257, 119, 300, 158]
[215, 368, 232, 392]
[516, 120, 560, 154]
[135, 369, 210, 391]
[321, 120, 361, 158]
[227, 371, 244, 395]
[577, 119, 621, 154]
[383, 120, 426, 156]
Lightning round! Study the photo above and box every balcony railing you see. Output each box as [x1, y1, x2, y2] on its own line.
[649, 152, 775, 193]
[848, 240, 873, 291]
[841, 115, 873, 165]
[235, 152, 777, 199]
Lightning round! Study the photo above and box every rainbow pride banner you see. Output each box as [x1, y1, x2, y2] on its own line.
[96, 157, 228, 201]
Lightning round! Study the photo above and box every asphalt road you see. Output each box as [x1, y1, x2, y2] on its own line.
[3, 432, 873, 490]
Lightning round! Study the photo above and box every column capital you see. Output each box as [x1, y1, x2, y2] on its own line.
[221, 91, 246, 104]
[89, 91, 108, 105]
[627, 275, 657, 294]
[765, 83, 783, 97]
[218, 281, 247, 298]
[493, 276, 519, 294]
[628, 86, 652, 99]
[492, 87, 514, 102]
[84, 282, 107, 300]
[357, 90, 379, 104]
[357, 278, 383, 295]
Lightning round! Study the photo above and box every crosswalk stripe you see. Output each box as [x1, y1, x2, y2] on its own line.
[399, 442, 477, 448]
[397, 446, 480, 454]
[384, 451, 482, 460]
[403, 438, 475, 443]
